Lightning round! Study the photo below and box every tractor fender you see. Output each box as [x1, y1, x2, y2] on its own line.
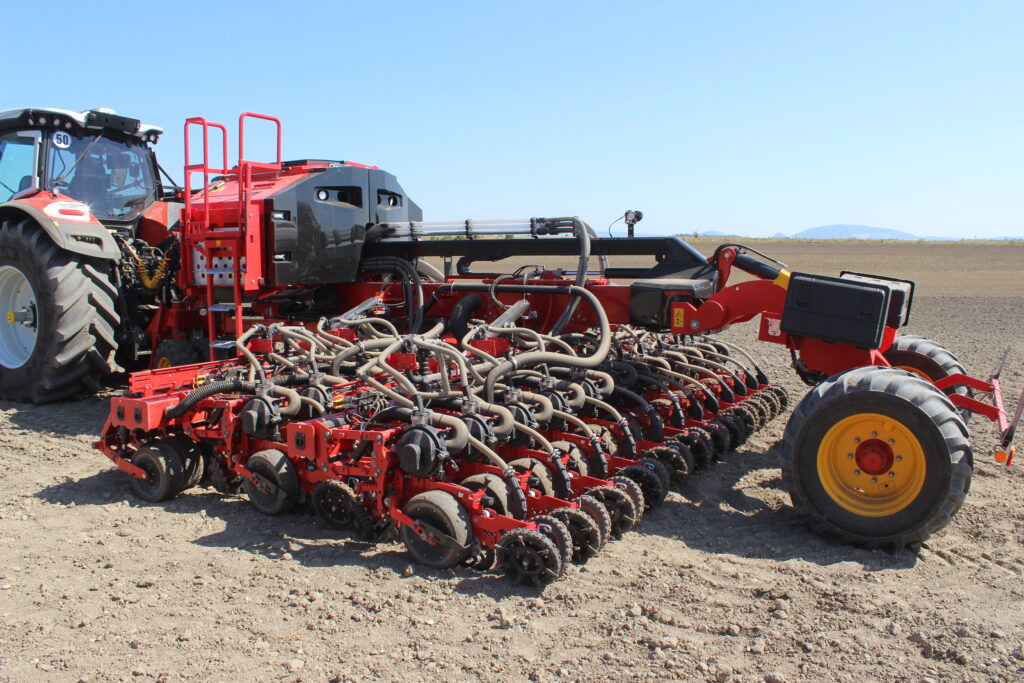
[0, 199, 120, 260]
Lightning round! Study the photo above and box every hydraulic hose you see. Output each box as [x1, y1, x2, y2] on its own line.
[550, 218, 592, 335]
[473, 285, 610, 401]
[165, 379, 257, 419]
[515, 372, 586, 409]
[519, 390, 554, 423]
[163, 370, 312, 419]
[612, 386, 664, 442]
[466, 434, 527, 519]
[449, 293, 483, 343]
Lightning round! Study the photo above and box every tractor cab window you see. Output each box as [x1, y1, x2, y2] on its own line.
[0, 132, 39, 203]
[46, 135, 156, 221]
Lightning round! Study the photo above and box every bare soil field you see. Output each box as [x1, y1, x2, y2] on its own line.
[1, 240, 1022, 683]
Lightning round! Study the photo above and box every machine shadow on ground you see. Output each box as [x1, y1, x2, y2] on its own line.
[636, 443, 919, 573]
[33, 468, 555, 599]
[34, 447, 917, 600]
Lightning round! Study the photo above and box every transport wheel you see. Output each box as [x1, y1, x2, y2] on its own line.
[509, 458, 556, 497]
[611, 476, 646, 518]
[313, 480, 373, 538]
[0, 218, 118, 402]
[883, 335, 972, 420]
[588, 485, 639, 539]
[163, 435, 205, 492]
[461, 473, 511, 515]
[153, 338, 202, 369]
[576, 494, 611, 548]
[243, 449, 299, 516]
[548, 507, 602, 564]
[496, 528, 563, 588]
[532, 514, 572, 572]
[781, 367, 972, 549]
[129, 444, 185, 503]
[399, 490, 473, 569]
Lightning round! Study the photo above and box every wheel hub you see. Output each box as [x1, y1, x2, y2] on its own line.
[0, 265, 39, 368]
[855, 439, 894, 476]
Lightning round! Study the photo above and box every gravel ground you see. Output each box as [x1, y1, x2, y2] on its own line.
[0, 244, 1022, 683]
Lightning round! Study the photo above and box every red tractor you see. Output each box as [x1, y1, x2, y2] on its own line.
[0, 108, 169, 400]
[0, 109, 421, 401]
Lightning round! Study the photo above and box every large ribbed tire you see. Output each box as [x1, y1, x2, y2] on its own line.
[883, 335, 972, 420]
[0, 218, 118, 402]
[781, 367, 972, 549]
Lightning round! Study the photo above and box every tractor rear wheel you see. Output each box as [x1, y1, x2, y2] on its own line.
[781, 366, 972, 549]
[0, 218, 118, 402]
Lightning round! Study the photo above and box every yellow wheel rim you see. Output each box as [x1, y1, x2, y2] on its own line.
[817, 412, 926, 517]
[156, 357, 172, 369]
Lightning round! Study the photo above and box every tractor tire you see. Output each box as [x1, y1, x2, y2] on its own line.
[154, 338, 203, 369]
[781, 366, 972, 549]
[0, 217, 118, 402]
[883, 334, 972, 421]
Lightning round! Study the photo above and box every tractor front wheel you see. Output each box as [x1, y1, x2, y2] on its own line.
[0, 218, 118, 402]
[781, 366, 972, 549]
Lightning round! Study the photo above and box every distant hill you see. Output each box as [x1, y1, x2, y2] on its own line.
[791, 224, 917, 240]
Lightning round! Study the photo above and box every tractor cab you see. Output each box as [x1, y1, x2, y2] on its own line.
[0, 107, 164, 227]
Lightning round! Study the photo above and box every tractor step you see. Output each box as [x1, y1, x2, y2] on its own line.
[209, 339, 237, 349]
[208, 303, 239, 312]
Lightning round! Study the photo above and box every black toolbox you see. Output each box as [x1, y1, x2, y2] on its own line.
[781, 272, 894, 348]
[839, 271, 915, 327]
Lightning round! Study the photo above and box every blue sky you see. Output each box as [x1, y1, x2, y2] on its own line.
[4, 1, 1021, 238]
